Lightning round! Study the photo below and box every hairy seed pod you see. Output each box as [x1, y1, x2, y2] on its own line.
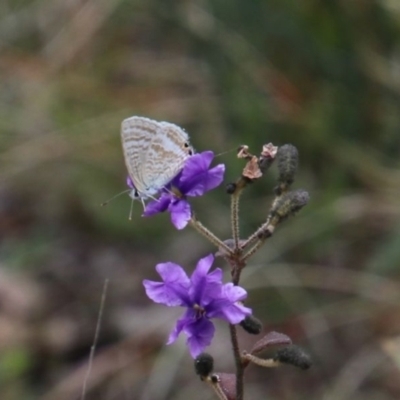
[240, 315, 263, 335]
[274, 345, 312, 370]
[270, 189, 310, 224]
[277, 144, 299, 188]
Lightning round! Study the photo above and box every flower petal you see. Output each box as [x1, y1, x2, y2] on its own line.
[143, 262, 190, 306]
[191, 254, 215, 283]
[190, 254, 223, 305]
[221, 282, 248, 303]
[185, 163, 225, 197]
[170, 199, 191, 229]
[180, 151, 213, 183]
[126, 176, 135, 189]
[211, 301, 251, 324]
[167, 309, 194, 344]
[143, 193, 172, 216]
[177, 151, 225, 197]
[184, 318, 215, 358]
[206, 283, 251, 324]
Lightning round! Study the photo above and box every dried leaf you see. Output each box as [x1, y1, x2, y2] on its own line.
[237, 145, 251, 159]
[261, 143, 278, 159]
[215, 373, 236, 400]
[242, 156, 262, 180]
[251, 331, 292, 355]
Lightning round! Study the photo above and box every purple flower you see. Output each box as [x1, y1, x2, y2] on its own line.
[126, 176, 137, 198]
[143, 254, 251, 358]
[143, 151, 225, 229]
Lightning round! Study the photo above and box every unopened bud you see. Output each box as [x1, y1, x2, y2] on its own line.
[226, 182, 237, 194]
[194, 353, 214, 377]
[276, 144, 299, 194]
[274, 345, 312, 370]
[240, 315, 263, 335]
[270, 189, 309, 224]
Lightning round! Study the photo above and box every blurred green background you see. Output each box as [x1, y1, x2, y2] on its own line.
[1, 0, 400, 399]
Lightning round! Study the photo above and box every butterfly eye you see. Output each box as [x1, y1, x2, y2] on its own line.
[184, 143, 193, 155]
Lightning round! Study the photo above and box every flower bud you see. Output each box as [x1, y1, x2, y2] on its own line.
[274, 345, 312, 370]
[240, 315, 263, 335]
[226, 182, 237, 194]
[275, 144, 299, 194]
[194, 353, 214, 378]
[270, 189, 309, 225]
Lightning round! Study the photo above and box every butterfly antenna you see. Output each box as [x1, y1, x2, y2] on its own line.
[129, 198, 135, 220]
[214, 147, 237, 158]
[101, 189, 131, 206]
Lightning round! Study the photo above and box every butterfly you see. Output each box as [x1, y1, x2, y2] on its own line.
[121, 116, 194, 203]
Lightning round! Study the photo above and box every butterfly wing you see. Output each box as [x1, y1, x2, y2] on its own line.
[141, 121, 192, 194]
[121, 117, 192, 198]
[121, 116, 158, 194]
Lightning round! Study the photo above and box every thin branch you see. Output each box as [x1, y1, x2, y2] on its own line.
[231, 192, 241, 251]
[189, 215, 233, 255]
[81, 279, 109, 400]
[229, 324, 244, 400]
[240, 215, 272, 250]
[241, 226, 275, 263]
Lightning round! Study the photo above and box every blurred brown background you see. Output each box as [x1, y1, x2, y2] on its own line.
[1, 0, 400, 399]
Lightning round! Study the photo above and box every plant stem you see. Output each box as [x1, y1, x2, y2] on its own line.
[240, 216, 272, 249]
[189, 215, 233, 255]
[229, 324, 244, 400]
[231, 192, 240, 251]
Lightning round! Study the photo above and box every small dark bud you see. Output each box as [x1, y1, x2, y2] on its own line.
[240, 315, 263, 334]
[226, 182, 237, 194]
[274, 345, 312, 370]
[270, 189, 309, 224]
[194, 353, 214, 377]
[277, 144, 299, 187]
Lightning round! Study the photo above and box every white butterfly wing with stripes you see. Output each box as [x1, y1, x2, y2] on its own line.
[121, 116, 193, 199]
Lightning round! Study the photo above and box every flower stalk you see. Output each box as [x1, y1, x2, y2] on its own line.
[130, 136, 310, 400]
[189, 216, 233, 256]
[231, 192, 241, 251]
[229, 324, 244, 400]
